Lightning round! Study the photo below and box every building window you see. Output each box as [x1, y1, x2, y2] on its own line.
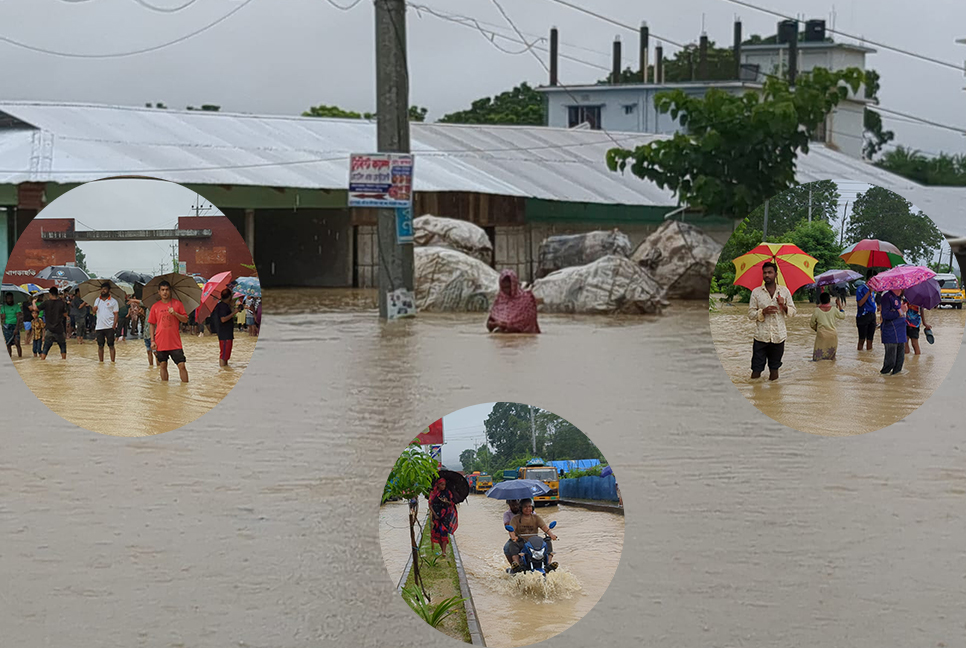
[567, 106, 602, 129]
[623, 104, 636, 115]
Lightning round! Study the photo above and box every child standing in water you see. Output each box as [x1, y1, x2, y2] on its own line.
[809, 293, 846, 361]
[904, 300, 930, 355]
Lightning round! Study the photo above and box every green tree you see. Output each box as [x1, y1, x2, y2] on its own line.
[438, 83, 544, 125]
[603, 40, 742, 85]
[74, 245, 91, 276]
[744, 180, 840, 238]
[780, 218, 847, 281]
[862, 70, 893, 160]
[606, 67, 865, 221]
[409, 105, 428, 122]
[484, 402, 542, 465]
[712, 220, 763, 301]
[846, 186, 944, 263]
[302, 104, 370, 119]
[382, 443, 440, 600]
[877, 146, 966, 186]
[458, 448, 476, 472]
[535, 410, 603, 460]
[928, 260, 955, 274]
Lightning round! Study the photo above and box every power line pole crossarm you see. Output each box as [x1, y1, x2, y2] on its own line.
[375, 0, 415, 319]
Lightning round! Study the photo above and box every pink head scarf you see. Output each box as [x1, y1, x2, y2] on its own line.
[487, 270, 540, 334]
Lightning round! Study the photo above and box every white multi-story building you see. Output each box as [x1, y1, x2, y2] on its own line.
[538, 20, 874, 159]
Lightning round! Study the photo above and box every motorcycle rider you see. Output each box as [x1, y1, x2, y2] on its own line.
[507, 498, 558, 573]
[502, 499, 522, 566]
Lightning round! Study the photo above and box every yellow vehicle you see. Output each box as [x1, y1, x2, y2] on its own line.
[935, 274, 965, 309]
[518, 459, 559, 505]
[475, 474, 493, 493]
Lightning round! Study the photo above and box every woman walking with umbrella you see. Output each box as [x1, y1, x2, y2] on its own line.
[428, 473, 464, 558]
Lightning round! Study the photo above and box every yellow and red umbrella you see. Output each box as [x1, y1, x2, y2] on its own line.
[732, 243, 818, 294]
[840, 239, 905, 268]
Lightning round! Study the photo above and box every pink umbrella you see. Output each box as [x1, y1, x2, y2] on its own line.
[867, 265, 936, 292]
[195, 271, 233, 321]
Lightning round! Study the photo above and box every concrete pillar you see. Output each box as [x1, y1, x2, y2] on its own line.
[244, 208, 255, 259]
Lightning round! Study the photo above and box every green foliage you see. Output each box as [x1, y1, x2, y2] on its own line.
[483, 403, 603, 470]
[563, 465, 603, 479]
[458, 448, 476, 472]
[74, 245, 91, 276]
[744, 180, 840, 238]
[438, 83, 544, 125]
[877, 146, 966, 186]
[862, 70, 893, 160]
[846, 186, 944, 263]
[420, 552, 443, 569]
[602, 40, 741, 85]
[780, 219, 846, 297]
[607, 67, 865, 221]
[187, 104, 221, 112]
[713, 220, 762, 301]
[409, 106, 428, 122]
[401, 584, 466, 629]
[383, 444, 439, 503]
[302, 103, 427, 121]
[928, 261, 955, 274]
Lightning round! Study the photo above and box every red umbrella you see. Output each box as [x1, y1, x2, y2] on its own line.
[195, 271, 233, 321]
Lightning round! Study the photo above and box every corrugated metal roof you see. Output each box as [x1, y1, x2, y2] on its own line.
[0, 101, 962, 235]
[0, 101, 675, 207]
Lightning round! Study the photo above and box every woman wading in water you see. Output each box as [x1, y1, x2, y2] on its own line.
[487, 269, 540, 334]
[428, 477, 458, 558]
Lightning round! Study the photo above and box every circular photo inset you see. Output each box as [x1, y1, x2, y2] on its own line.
[1, 178, 261, 436]
[709, 180, 965, 436]
[379, 402, 624, 647]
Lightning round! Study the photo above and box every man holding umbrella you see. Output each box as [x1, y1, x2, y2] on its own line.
[747, 262, 797, 381]
[2, 292, 24, 358]
[148, 280, 190, 382]
[92, 282, 120, 363]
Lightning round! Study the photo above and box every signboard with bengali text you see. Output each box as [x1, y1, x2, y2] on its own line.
[348, 153, 414, 208]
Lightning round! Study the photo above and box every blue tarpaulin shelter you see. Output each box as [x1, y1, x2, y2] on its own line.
[548, 459, 601, 475]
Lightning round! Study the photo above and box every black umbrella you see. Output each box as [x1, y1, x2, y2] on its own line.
[437, 469, 470, 504]
[35, 265, 90, 283]
[113, 270, 153, 285]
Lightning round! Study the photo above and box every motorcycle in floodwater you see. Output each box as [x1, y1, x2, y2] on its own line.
[504, 521, 557, 576]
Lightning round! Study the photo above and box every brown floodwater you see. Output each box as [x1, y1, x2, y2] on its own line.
[710, 302, 966, 436]
[8, 333, 257, 436]
[3, 289, 966, 648]
[379, 495, 624, 647]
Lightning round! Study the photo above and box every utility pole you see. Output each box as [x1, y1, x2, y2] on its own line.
[762, 199, 769, 240]
[529, 405, 537, 455]
[375, 0, 415, 319]
[840, 201, 849, 245]
[808, 186, 813, 223]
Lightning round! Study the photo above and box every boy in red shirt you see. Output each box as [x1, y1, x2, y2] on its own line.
[147, 280, 189, 382]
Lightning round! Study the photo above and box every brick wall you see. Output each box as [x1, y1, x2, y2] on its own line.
[2, 218, 77, 288]
[178, 215, 255, 282]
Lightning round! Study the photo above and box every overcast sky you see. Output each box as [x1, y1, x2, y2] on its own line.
[439, 402, 496, 470]
[0, 0, 964, 157]
[35, 179, 223, 278]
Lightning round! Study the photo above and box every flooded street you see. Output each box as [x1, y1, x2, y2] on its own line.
[454, 496, 623, 648]
[710, 302, 966, 436]
[9, 334, 257, 436]
[2, 289, 965, 648]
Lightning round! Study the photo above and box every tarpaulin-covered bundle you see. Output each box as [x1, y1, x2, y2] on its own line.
[631, 220, 723, 299]
[414, 246, 500, 312]
[531, 255, 668, 314]
[413, 214, 493, 264]
[548, 459, 601, 475]
[536, 229, 632, 278]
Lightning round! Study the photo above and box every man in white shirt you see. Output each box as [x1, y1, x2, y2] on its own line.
[747, 261, 796, 381]
[93, 282, 120, 363]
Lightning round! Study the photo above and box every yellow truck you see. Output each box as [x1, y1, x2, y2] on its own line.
[518, 460, 559, 505]
[475, 474, 493, 493]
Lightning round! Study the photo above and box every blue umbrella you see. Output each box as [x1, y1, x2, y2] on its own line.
[486, 479, 550, 500]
